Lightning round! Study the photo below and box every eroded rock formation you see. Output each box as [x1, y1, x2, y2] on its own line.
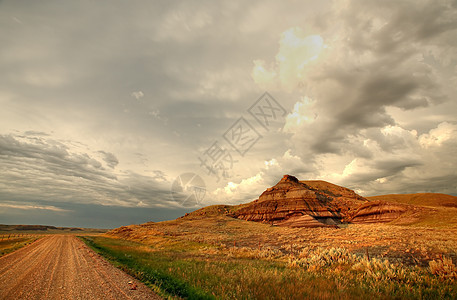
[231, 174, 429, 227]
[233, 175, 368, 227]
[348, 201, 409, 223]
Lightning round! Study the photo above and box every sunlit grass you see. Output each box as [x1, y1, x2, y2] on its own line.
[0, 237, 40, 257]
[80, 236, 457, 299]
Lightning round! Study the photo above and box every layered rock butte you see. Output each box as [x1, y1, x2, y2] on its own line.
[232, 175, 414, 227]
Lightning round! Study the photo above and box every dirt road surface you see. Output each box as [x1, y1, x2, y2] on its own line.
[0, 235, 161, 299]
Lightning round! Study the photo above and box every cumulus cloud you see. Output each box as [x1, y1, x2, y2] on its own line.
[307, 122, 457, 196]
[419, 122, 457, 148]
[252, 27, 324, 91]
[253, 0, 455, 154]
[283, 97, 317, 133]
[213, 173, 265, 204]
[212, 149, 313, 204]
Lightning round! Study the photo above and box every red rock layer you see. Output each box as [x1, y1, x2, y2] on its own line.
[349, 201, 409, 223]
[233, 175, 367, 227]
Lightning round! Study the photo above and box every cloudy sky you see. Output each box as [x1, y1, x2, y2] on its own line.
[1, 0, 456, 228]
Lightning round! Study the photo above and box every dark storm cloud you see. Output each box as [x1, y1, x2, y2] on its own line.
[0, 133, 177, 210]
[288, 0, 454, 143]
[261, 0, 457, 199]
[307, 59, 444, 155]
[0, 134, 114, 182]
[98, 151, 119, 169]
[23, 131, 50, 137]
[293, 0, 455, 157]
[346, 159, 422, 186]
[0, 200, 190, 228]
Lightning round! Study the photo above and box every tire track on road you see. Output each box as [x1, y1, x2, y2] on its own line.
[0, 235, 161, 300]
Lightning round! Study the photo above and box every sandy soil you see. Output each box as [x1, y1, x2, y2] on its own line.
[0, 235, 161, 300]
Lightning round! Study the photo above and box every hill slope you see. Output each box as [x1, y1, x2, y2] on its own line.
[367, 193, 457, 208]
[232, 175, 368, 227]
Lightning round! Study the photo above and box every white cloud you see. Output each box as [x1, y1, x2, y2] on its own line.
[251, 27, 324, 91]
[213, 172, 266, 204]
[211, 148, 313, 204]
[264, 158, 278, 168]
[283, 96, 316, 133]
[131, 91, 144, 100]
[0, 202, 70, 212]
[419, 122, 457, 148]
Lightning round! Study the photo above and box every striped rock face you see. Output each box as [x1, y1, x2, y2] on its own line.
[233, 175, 368, 228]
[348, 201, 413, 224]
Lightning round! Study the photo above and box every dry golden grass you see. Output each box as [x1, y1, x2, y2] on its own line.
[108, 211, 457, 269]
[0, 236, 40, 257]
[91, 217, 457, 299]
[367, 193, 457, 208]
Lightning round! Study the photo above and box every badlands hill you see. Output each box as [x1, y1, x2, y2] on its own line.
[108, 175, 457, 265]
[232, 175, 415, 227]
[103, 175, 457, 299]
[107, 175, 457, 240]
[172, 174, 455, 228]
[232, 175, 365, 227]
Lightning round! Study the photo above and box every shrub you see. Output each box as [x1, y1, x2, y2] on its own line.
[429, 256, 457, 280]
[288, 247, 358, 270]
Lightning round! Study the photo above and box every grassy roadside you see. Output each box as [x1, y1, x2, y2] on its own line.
[0, 237, 40, 257]
[79, 236, 212, 299]
[79, 236, 457, 299]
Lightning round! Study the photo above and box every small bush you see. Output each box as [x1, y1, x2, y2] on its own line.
[288, 247, 358, 270]
[429, 256, 457, 280]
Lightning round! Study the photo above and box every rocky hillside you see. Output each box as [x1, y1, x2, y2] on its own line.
[349, 201, 414, 224]
[231, 175, 368, 227]
[230, 175, 438, 227]
[157, 174, 453, 228]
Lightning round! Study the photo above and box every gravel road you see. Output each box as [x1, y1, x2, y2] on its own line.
[0, 235, 161, 300]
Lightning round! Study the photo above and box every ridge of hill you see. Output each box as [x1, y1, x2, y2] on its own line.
[367, 193, 457, 208]
[0, 224, 107, 233]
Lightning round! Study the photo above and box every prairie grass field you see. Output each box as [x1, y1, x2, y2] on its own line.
[80, 232, 457, 300]
[0, 236, 40, 257]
